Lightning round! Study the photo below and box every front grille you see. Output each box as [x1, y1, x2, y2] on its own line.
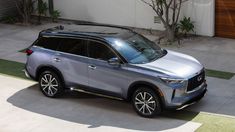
[187, 70, 205, 92]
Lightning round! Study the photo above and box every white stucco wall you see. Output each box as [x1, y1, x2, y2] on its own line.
[54, 0, 214, 36]
[182, 0, 215, 36]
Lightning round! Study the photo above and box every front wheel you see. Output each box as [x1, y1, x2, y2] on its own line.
[39, 70, 64, 98]
[132, 87, 162, 118]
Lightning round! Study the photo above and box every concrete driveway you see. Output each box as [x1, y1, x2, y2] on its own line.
[0, 75, 201, 132]
[1, 23, 235, 131]
[186, 76, 235, 116]
[0, 23, 58, 63]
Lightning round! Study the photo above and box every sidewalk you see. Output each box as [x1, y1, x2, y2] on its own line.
[0, 23, 58, 63]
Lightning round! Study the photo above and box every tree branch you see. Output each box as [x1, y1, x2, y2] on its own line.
[15, 0, 24, 16]
[167, 0, 174, 8]
[175, 0, 183, 24]
[140, 0, 167, 26]
[172, 0, 177, 25]
[140, 0, 154, 8]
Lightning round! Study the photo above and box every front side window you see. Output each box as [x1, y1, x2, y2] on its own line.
[57, 38, 87, 57]
[88, 41, 116, 61]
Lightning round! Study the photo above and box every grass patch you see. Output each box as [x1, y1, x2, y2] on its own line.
[194, 113, 235, 132]
[0, 59, 27, 79]
[19, 48, 27, 53]
[205, 69, 235, 80]
[164, 111, 235, 132]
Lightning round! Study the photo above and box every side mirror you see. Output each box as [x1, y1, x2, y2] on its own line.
[108, 57, 121, 66]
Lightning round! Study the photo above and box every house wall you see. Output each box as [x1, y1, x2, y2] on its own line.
[0, 0, 17, 18]
[182, 0, 215, 37]
[54, 0, 215, 36]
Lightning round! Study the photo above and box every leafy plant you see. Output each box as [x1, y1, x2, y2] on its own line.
[178, 17, 195, 36]
[37, 0, 48, 24]
[1, 16, 17, 24]
[15, 0, 36, 25]
[51, 10, 61, 22]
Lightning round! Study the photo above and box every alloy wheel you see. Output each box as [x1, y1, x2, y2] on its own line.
[40, 73, 59, 96]
[134, 91, 156, 115]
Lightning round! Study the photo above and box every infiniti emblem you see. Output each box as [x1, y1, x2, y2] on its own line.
[197, 75, 203, 82]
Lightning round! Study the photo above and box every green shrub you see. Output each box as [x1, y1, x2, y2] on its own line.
[178, 17, 195, 36]
[51, 10, 61, 22]
[37, 0, 48, 24]
[1, 16, 17, 24]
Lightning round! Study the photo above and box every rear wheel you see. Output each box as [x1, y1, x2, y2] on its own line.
[39, 70, 64, 98]
[132, 87, 162, 118]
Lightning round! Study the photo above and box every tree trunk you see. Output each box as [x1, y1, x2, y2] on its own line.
[38, 0, 42, 24]
[38, 15, 41, 24]
[48, 0, 54, 15]
[166, 27, 175, 42]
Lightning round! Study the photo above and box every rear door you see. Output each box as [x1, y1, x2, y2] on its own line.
[55, 37, 89, 86]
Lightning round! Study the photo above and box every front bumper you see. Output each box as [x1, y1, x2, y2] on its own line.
[176, 87, 207, 110]
[165, 82, 207, 109]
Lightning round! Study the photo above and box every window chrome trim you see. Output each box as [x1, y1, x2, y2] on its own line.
[39, 35, 126, 64]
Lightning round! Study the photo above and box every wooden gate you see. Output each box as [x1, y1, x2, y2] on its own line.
[215, 0, 235, 38]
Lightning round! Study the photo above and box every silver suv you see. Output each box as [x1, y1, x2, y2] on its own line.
[25, 24, 207, 117]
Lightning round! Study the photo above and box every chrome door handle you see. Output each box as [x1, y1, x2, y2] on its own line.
[53, 58, 61, 62]
[88, 65, 96, 70]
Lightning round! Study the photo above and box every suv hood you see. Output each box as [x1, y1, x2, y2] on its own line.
[137, 50, 203, 78]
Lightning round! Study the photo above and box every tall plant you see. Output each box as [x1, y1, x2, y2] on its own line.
[37, 0, 48, 24]
[15, 0, 36, 25]
[51, 10, 61, 22]
[178, 16, 194, 36]
[140, 0, 188, 42]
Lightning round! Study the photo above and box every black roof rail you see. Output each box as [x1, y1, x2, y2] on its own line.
[74, 22, 135, 32]
[39, 25, 64, 37]
[47, 25, 64, 31]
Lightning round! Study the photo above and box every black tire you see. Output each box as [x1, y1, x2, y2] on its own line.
[132, 87, 162, 118]
[39, 70, 64, 98]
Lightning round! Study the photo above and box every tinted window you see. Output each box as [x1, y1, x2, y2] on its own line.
[88, 41, 116, 61]
[36, 37, 60, 50]
[58, 38, 87, 56]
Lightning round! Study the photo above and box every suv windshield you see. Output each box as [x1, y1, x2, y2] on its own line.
[110, 34, 167, 64]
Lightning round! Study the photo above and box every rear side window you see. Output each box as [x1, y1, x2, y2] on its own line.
[57, 38, 87, 56]
[88, 40, 116, 61]
[35, 37, 60, 50]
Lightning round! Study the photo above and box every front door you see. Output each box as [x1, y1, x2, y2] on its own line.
[87, 40, 128, 97]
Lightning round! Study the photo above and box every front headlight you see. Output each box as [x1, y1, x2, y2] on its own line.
[160, 77, 185, 84]
[160, 77, 186, 89]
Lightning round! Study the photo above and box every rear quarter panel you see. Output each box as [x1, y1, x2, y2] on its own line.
[26, 47, 55, 78]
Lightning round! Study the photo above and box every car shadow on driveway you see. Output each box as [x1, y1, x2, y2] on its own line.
[7, 84, 199, 131]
